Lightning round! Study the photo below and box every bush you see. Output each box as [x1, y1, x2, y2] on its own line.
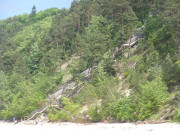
[173, 108, 180, 122]
[110, 97, 135, 122]
[48, 97, 81, 121]
[136, 76, 169, 120]
[48, 109, 70, 121]
[55, 72, 64, 85]
[147, 66, 162, 81]
[88, 106, 102, 122]
[162, 54, 176, 87]
[143, 16, 163, 39]
[103, 58, 116, 76]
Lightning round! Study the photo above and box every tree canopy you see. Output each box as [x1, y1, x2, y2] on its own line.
[0, 0, 179, 122]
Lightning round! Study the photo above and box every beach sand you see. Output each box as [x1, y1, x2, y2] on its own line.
[0, 121, 179, 135]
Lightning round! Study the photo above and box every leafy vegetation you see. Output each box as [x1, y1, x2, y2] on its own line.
[0, 0, 179, 122]
[48, 97, 81, 121]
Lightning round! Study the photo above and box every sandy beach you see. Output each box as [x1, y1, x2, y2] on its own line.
[0, 121, 179, 135]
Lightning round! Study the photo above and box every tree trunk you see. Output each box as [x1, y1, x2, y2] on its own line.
[122, 16, 124, 34]
[64, 43, 66, 55]
[73, 23, 75, 35]
[111, 13, 114, 21]
[176, 9, 179, 53]
[121, 8, 124, 34]
[87, 12, 90, 21]
[78, 18, 80, 33]
[128, 36, 132, 59]
[176, 27, 179, 51]
[57, 42, 58, 49]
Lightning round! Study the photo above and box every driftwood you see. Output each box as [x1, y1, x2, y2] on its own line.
[160, 105, 174, 120]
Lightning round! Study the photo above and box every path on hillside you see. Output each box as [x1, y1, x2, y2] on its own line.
[26, 26, 144, 120]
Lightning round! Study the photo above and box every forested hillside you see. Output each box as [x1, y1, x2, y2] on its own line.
[0, 0, 179, 122]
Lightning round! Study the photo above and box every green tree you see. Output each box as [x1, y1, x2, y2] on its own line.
[162, 54, 176, 87]
[48, 97, 81, 121]
[175, 59, 180, 83]
[74, 16, 112, 71]
[112, 97, 135, 121]
[30, 5, 37, 18]
[0, 71, 7, 90]
[130, 0, 152, 24]
[162, 0, 180, 51]
[88, 106, 102, 122]
[137, 76, 168, 120]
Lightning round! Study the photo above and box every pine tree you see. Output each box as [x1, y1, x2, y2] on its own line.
[74, 16, 112, 69]
[30, 5, 37, 18]
[162, 0, 180, 51]
[70, 0, 82, 33]
[162, 54, 176, 86]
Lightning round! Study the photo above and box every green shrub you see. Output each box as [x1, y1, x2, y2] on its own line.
[143, 16, 163, 39]
[48, 110, 61, 121]
[123, 71, 130, 78]
[147, 66, 162, 81]
[136, 76, 169, 120]
[55, 72, 64, 85]
[102, 58, 116, 76]
[48, 110, 70, 121]
[173, 108, 180, 122]
[88, 106, 102, 122]
[48, 97, 81, 121]
[111, 97, 135, 121]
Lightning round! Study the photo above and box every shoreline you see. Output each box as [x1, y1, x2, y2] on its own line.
[0, 119, 177, 125]
[0, 121, 179, 135]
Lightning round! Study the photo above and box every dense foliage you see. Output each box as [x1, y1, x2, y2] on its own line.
[0, 0, 179, 122]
